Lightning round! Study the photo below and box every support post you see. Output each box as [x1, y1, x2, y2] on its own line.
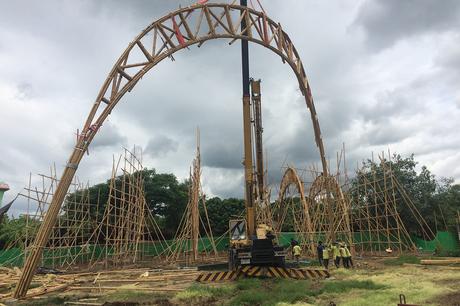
[240, 0, 255, 239]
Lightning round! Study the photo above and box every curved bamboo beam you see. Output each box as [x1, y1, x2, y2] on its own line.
[14, 3, 328, 297]
[308, 175, 352, 245]
[277, 167, 314, 254]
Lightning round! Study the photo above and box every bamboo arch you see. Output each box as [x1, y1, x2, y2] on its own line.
[308, 174, 352, 246]
[15, 3, 328, 297]
[276, 167, 315, 254]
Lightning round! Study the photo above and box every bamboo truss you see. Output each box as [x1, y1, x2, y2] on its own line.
[272, 167, 314, 254]
[17, 3, 329, 296]
[274, 164, 352, 256]
[307, 173, 352, 248]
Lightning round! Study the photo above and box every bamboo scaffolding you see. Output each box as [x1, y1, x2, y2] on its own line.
[166, 129, 218, 265]
[348, 152, 435, 255]
[85, 148, 169, 269]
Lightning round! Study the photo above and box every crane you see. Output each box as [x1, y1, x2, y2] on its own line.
[227, 0, 286, 270]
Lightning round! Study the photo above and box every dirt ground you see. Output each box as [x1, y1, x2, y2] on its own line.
[0, 257, 459, 306]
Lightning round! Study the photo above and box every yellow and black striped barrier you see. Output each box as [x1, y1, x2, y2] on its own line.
[287, 268, 330, 279]
[196, 266, 329, 282]
[196, 270, 242, 282]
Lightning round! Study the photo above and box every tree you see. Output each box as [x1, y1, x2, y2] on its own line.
[352, 153, 459, 236]
[203, 197, 245, 236]
[0, 216, 40, 249]
[142, 169, 188, 238]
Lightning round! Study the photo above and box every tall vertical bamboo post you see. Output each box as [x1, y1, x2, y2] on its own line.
[191, 129, 200, 262]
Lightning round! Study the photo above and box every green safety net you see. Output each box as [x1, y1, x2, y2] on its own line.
[0, 231, 457, 267]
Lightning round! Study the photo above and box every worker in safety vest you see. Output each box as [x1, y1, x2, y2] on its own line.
[322, 245, 330, 269]
[331, 242, 341, 268]
[293, 244, 302, 266]
[344, 244, 353, 268]
[290, 238, 298, 259]
[317, 241, 324, 266]
[339, 243, 348, 268]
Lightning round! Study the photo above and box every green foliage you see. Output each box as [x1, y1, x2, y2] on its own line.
[0, 215, 40, 249]
[204, 197, 245, 236]
[142, 169, 188, 238]
[383, 255, 420, 266]
[352, 154, 460, 236]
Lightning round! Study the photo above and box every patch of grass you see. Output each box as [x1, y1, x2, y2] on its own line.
[228, 278, 385, 306]
[383, 255, 420, 266]
[230, 289, 267, 306]
[175, 283, 234, 303]
[336, 266, 457, 306]
[230, 278, 316, 306]
[103, 290, 166, 303]
[322, 280, 386, 293]
[235, 278, 262, 290]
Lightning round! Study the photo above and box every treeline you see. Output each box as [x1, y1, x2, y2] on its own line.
[352, 154, 460, 235]
[0, 154, 458, 249]
[67, 169, 245, 239]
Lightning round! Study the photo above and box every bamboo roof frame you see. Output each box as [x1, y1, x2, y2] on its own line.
[15, 3, 329, 297]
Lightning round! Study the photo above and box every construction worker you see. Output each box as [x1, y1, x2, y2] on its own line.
[290, 238, 298, 259]
[344, 244, 353, 268]
[293, 244, 302, 266]
[331, 242, 340, 268]
[339, 243, 348, 268]
[317, 241, 324, 266]
[266, 230, 275, 241]
[322, 245, 330, 269]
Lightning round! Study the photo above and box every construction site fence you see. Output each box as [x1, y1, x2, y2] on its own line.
[280, 231, 459, 256]
[0, 231, 458, 267]
[0, 236, 230, 268]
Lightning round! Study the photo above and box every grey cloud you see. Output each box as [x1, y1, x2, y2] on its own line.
[88, 0, 183, 20]
[145, 135, 179, 157]
[202, 143, 242, 169]
[16, 82, 34, 100]
[360, 123, 413, 146]
[437, 46, 460, 71]
[361, 90, 415, 124]
[353, 0, 460, 50]
[2, 0, 460, 205]
[91, 123, 127, 149]
[202, 167, 244, 199]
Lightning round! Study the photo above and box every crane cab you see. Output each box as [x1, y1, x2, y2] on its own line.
[228, 220, 286, 270]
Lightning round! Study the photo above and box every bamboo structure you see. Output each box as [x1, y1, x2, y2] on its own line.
[273, 167, 314, 254]
[348, 152, 436, 255]
[273, 150, 352, 256]
[273, 149, 436, 257]
[0, 168, 96, 270]
[307, 173, 352, 248]
[85, 148, 169, 269]
[16, 4, 329, 296]
[166, 130, 218, 265]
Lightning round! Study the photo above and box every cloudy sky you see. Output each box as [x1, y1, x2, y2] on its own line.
[1, 0, 459, 215]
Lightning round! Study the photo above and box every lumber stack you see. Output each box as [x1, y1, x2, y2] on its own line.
[420, 258, 460, 265]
